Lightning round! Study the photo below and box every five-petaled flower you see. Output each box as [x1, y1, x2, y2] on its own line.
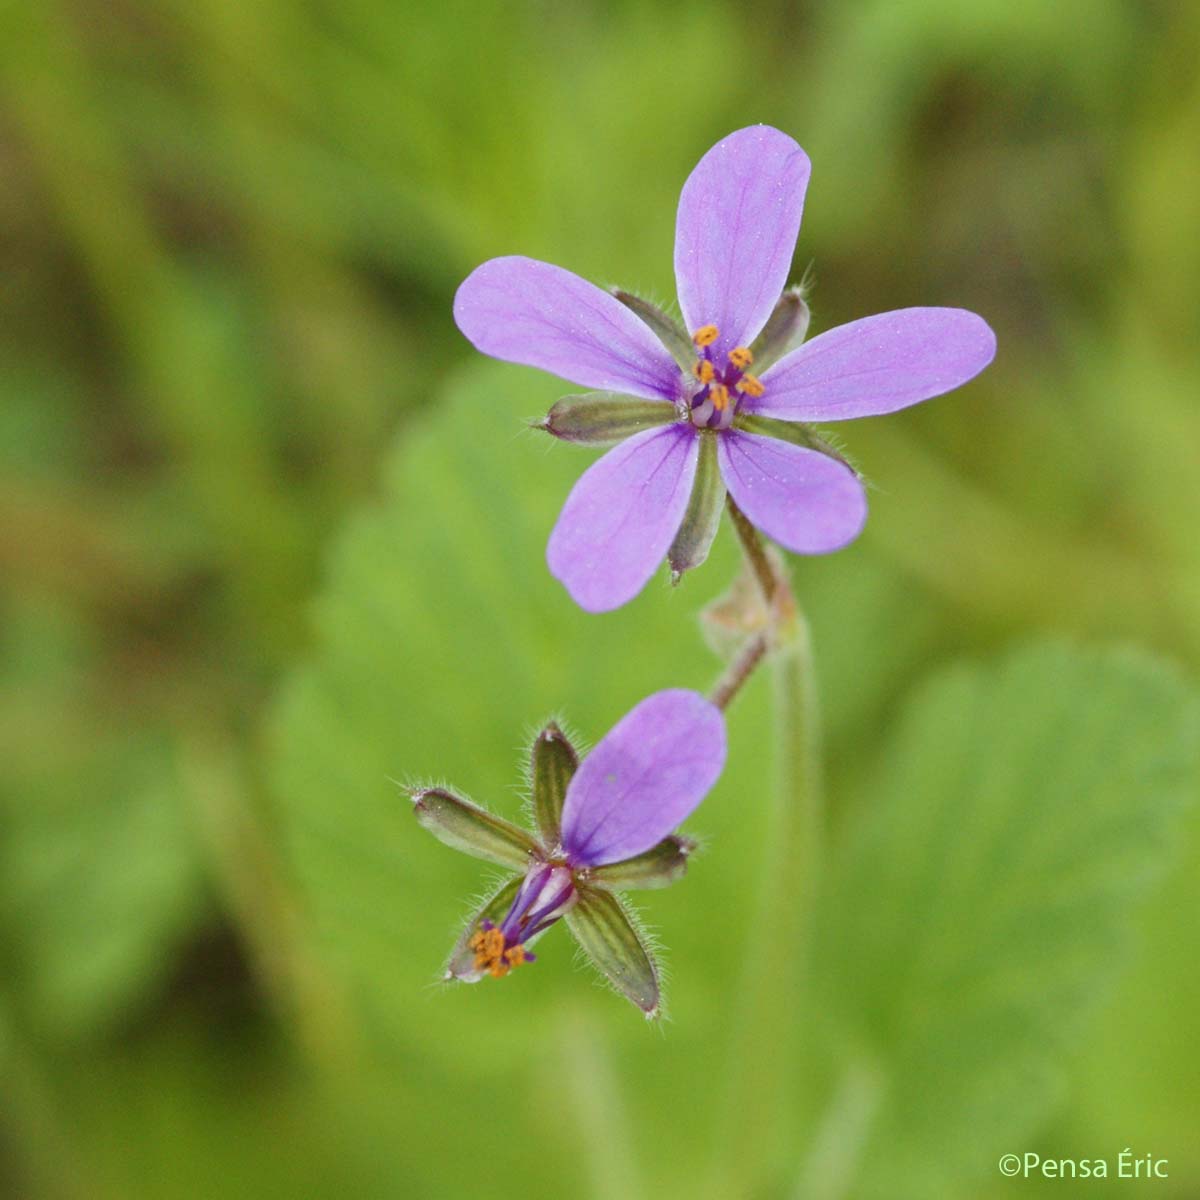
[454, 125, 997, 612]
[412, 689, 725, 1017]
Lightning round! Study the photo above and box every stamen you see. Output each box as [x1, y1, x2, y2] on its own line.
[692, 360, 715, 384]
[735, 374, 765, 397]
[469, 924, 531, 978]
[692, 324, 719, 348]
[729, 346, 754, 369]
[710, 383, 730, 411]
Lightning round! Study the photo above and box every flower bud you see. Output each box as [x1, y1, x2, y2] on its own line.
[612, 290, 694, 368]
[668, 432, 725, 584]
[748, 286, 811, 371]
[587, 835, 695, 890]
[529, 721, 578, 847]
[539, 393, 675, 446]
[565, 885, 661, 1017]
[412, 788, 540, 870]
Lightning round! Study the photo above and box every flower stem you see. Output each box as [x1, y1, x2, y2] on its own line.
[726, 494, 778, 604]
[559, 1008, 645, 1200]
[709, 632, 767, 711]
[708, 534, 823, 1198]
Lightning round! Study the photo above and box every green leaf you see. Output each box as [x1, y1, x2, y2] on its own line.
[810, 642, 1200, 1199]
[412, 788, 542, 869]
[266, 362, 754, 1067]
[529, 722, 578, 847]
[565, 885, 661, 1017]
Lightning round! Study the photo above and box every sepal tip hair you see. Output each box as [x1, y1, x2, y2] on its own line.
[454, 124, 995, 612]
[566, 885, 663, 1019]
[412, 787, 542, 870]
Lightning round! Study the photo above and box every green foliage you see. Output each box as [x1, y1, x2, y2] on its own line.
[3, 0, 1200, 1195]
[812, 644, 1200, 1198]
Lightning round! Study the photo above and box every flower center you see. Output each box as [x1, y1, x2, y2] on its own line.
[688, 324, 765, 430]
[469, 921, 533, 978]
[470, 865, 576, 981]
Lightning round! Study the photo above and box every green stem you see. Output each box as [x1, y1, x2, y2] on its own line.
[726, 494, 779, 604]
[559, 1008, 645, 1200]
[708, 514, 823, 1198]
[793, 1055, 884, 1200]
[709, 632, 768, 711]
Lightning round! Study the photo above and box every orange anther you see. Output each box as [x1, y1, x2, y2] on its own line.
[729, 346, 754, 369]
[692, 360, 715, 384]
[710, 383, 730, 411]
[692, 324, 719, 347]
[735, 374, 765, 397]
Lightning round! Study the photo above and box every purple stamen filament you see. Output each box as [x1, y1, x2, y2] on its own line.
[471, 865, 575, 979]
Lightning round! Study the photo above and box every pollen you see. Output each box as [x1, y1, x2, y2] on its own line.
[710, 383, 730, 411]
[692, 359, 715, 384]
[692, 324, 719, 348]
[735, 374, 765, 397]
[729, 346, 754, 369]
[469, 925, 529, 979]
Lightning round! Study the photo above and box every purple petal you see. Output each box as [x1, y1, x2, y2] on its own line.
[751, 308, 996, 421]
[454, 256, 682, 400]
[717, 430, 867, 554]
[547, 425, 698, 612]
[674, 126, 811, 354]
[561, 690, 726, 868]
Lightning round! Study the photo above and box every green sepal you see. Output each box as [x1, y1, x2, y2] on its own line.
[412, 788, 542, 869]
[541, 392, 676, 446]
[443, 874, 523, 981]
[749, 287, 811, 371]
[733, 413, 852, 469]
[612, 290, 695, 369]
[530, 722, 578, 848]
[586, 835, 695, 891]
[565, 885, 661, 1017]
[667, 431, 725, 582]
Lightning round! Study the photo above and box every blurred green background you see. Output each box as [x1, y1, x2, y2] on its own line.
[3, 1, 1200, 1197]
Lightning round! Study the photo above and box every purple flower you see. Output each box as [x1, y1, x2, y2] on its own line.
[412, 689, 725, 1017]
[454, 125, 997, 612]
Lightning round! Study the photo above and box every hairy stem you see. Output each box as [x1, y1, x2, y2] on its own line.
[709, 632, 768, 711]
[726, 494, 779, 604]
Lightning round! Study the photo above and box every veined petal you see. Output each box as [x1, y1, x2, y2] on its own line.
[586, 834, 695, 891]
[565, 885, 661, 1017]
[717, 430, 867, 555]
[674, 126, 811, 354]
[412, 788, 542, 869]
[530, 722, 578, 848]
[560, 689, 725, 867]
[752, 308, 996, 421]
[454, 256, 682, 400]
[547, 425, 699, 613]
[444, 875, 523, 982]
